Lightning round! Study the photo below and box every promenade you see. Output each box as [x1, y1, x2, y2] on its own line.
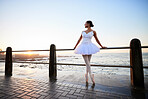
[0, 40, 148, 98]
[0, 75, 147, 99]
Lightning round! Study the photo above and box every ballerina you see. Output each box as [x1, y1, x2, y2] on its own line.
[74, 20, 107, 85]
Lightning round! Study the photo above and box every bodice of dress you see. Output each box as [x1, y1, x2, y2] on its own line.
[81, 31, 94, 44]
[74, 30, 100, 55]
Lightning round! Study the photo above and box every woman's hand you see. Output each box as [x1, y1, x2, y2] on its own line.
[101, 46, 107, 49]
[74, 46, 76, 50]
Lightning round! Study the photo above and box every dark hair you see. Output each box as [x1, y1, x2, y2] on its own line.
[86, 20, 94, 27]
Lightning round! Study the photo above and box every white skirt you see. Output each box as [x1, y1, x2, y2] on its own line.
[74, 43, 100, 55]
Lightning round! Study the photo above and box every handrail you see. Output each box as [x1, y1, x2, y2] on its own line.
[0, 49, 50, 53]
[0, 46, 148, 53]
[0, 60, 148, 68]
[0, 45, 148, 69]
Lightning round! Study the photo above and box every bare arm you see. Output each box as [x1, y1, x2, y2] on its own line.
[93, 31, 107, 48]
[74, 34, 82, 49]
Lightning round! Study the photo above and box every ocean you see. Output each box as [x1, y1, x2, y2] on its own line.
[56, 52, 148, 75]
[0, 52, 148, 77]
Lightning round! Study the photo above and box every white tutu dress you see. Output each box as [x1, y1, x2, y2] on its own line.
[74, 31, 100, 55]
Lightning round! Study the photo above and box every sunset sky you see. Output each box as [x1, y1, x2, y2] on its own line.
[0, 0, 148, 53]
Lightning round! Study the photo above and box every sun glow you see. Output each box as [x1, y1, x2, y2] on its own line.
[26, 51, 33, 55]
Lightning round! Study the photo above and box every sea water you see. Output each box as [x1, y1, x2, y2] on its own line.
[57, 52, 148, 76]
[0, 52, 148, 77]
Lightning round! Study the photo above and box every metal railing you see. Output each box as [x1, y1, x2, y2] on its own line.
[0, 38, 148, 88]
[1, 46, 148, 68]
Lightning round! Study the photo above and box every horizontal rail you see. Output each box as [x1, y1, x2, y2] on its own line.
[57, 63, 131, 68]
[56, 63, 148, 68]
[0, 60, 49, 64]
[0, 49, 50, 53]
[13, 61, 49, 64]
[0, 61, 35, 64]
[0, 61, 131, 67]
[0, 46, 148, 53]
[0, 60, 148, 68]
[1, 61, 148, 69]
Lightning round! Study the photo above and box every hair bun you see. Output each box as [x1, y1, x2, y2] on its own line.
[86, 20, 94, 27]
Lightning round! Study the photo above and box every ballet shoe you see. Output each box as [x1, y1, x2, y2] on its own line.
[86, 81, 88, 87]
[91, 83, 95, 89]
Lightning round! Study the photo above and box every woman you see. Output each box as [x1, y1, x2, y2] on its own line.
[74, 20, 107, 85]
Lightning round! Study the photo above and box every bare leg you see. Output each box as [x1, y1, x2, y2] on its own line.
[88, 55, 92, 63]
[88, 55, 95, 84]
[82, 55, 89, 83]
[82, 55, 95, 84]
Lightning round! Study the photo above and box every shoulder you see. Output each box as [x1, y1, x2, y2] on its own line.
[92, 30, 96, 33]
[82, 30, 85, 32]
[92, 30, 97, 35]
[81, 31, 84, 34]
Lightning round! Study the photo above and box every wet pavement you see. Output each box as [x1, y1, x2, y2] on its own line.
[0, 76, 148, 99]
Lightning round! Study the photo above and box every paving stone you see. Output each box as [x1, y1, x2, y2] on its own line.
[21, 95, 32, 99]
[66, 94, 77, 98]
[39, 92, 49, 96]
[69, 90, 75, 94]
[58, 96, 70, 99]
[75, 89, 81, 93]
[44, 95, 53, 99]
[0, 76, 139, 99]
[38, 95, 46, 99]
[28, 93, 41, 98]
[53, 92, 62, 98]
[73, 92, 84, 97]
[61, 91, 69, 96]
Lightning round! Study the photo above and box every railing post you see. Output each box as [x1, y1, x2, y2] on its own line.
[5, 47, 12, 76]
[130, 38, 144, 88]
[49, 44, 57, 80]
